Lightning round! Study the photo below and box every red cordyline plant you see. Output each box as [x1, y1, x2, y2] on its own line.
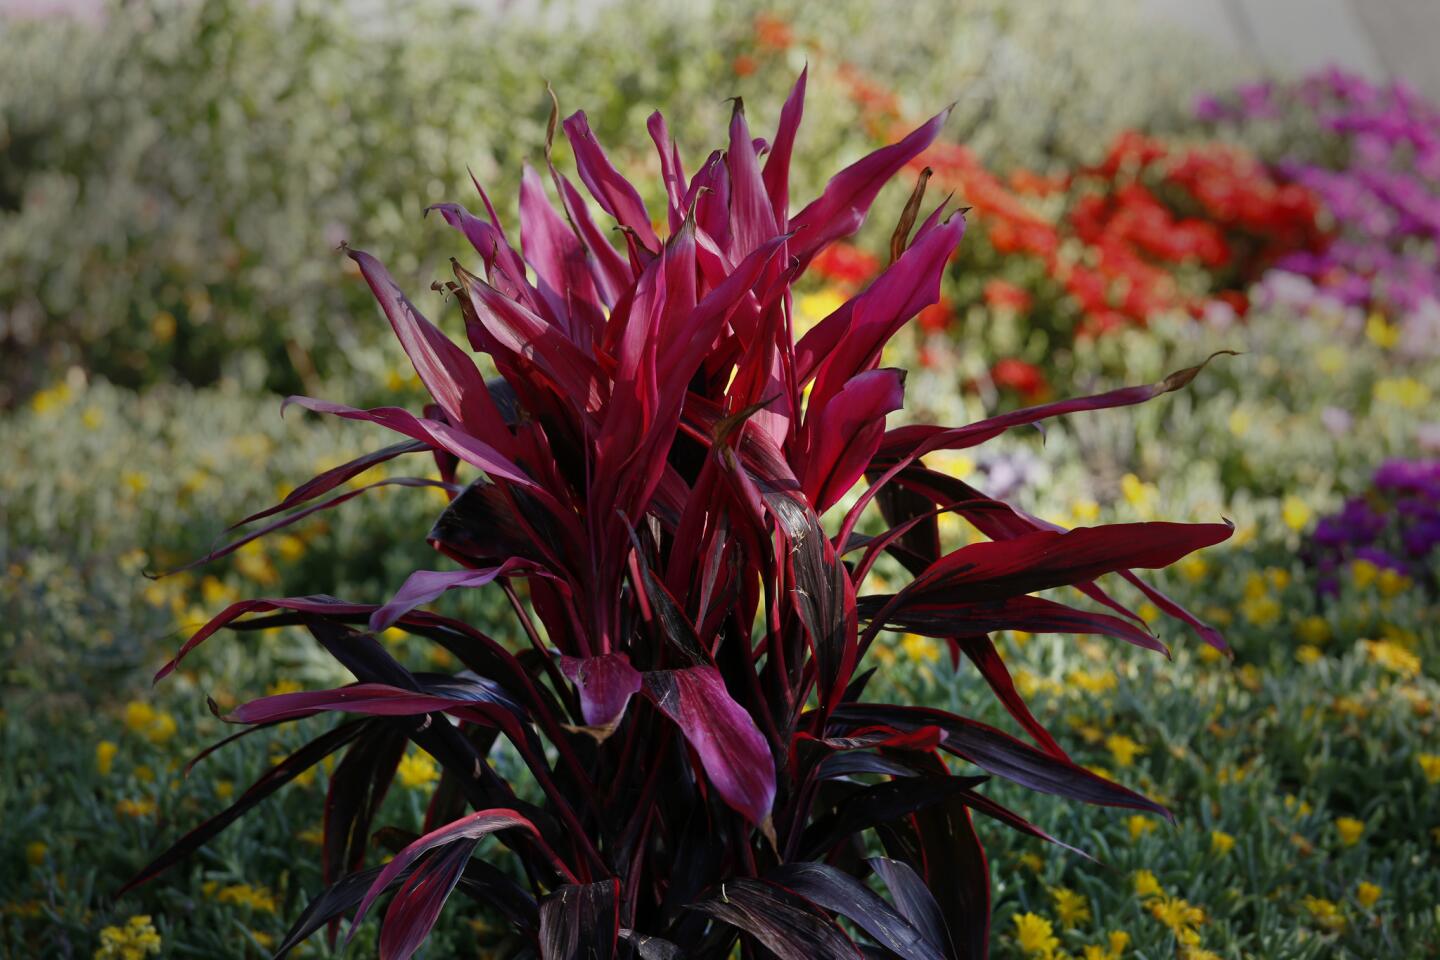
[125, 72, 1233, 959]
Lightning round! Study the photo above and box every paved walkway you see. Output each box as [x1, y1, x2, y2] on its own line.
[1141, 0, 1440, 97]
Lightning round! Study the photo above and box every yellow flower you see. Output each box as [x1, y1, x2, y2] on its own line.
[1127, 815, 1157, 842]
[1209, 831, 1235, 856]
[298, 826, 325, 846]
[26, 841, 48, 866]
[1133, 870, 1163, 899]
[1296, 615, 1330, 646]
[795, 289, 848, 336]
[123, 701, 177, 745]
[1011, 912, 1059, 958]
[216, 780, 234, 800]
[30, 381, 73, 415]
[82, 406, 104, 430]
[1283, 794, 1313, 817]
[1068, 669, 1116, 696]
[1350, 558, 1378, 589]
[1051, 886, 1091, 928]
[1239, 593, 1280, 627]
[116, 798, 157, 818]
[397, 750, 440, 789]
[1355, 882, 1381, 909]
[1374, 377, 1430, 409]
[1177, 554, 1208, 583]
[1376, 567, 1412, 597]
[96, 740, 119, 776]
[1120, 473, 1157, 515]
[1280, 496, 1311, 531]
[200, 575, 238, 608]
[234, 540, 279, 586]
[1105, 734, 1146, 768]
[213, 883, 279, 913]
[121, 471, 150, 496]
[1148, 896, 1205, 944]
[1314, 344, 1346, 374]
[94, 915, 162, 960]
[1081, 931, 1130, 960]
[1295, 644, 1323, 665]
[1417, 754, 1440, 784]
[151, 311, 177, 343]
[275, 534, 307, 563]
[1018, 852, 1045, 872]
[266, 678, 304, 697]
[1301, 895, 1345, 933]
[381, 625, 409, 645]
[1365, 311, 1399, 348]
[1334, 816, 1364, 847]
[1226, 408, 1251, 437]
[1136, 602, 1160, 626]
[1362, 639, 1420, 677]
[902, 633, 940, 664]
[1072, 498, 1100, 523]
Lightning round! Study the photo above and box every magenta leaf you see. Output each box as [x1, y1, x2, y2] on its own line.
[641, 667, 776, 828]
[558, 654, 643, 737]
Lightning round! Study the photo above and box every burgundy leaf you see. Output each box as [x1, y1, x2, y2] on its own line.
[768, 862, 943, 960]
[539, 880, 621, 960]
[379, 839, 478, 960]
[641, 667, 776, 828]
[563, 110, 659, 251]
[689, 878, 862, 960]
[558, 654, 643, 737]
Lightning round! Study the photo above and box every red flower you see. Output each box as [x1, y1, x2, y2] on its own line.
[810, 241, 880, 287]
[990, 357, 1048, 399]
[917, 297, 955, 334]
[732, 54, 758, 77]
[983, 278, 1033, 312]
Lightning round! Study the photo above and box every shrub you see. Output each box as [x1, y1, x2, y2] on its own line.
[126, 76, 1232, 959]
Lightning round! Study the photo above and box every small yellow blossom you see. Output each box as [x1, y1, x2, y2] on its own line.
[123, 701, 177, 745]
[1240, 593, 1280, 627]
[1283, 794, 1313, 817]
[1177, 554, 1209, 583]
[30, 381, 73, 415]
[213, 883, 279, 913]
[216, 780, 234, 800]
[1366, 311, 1400, 348]
[1120, 473, 1157, 515]
[1295, 644, 1323, 665]
[1314, 344, 1347, 374]
[1296, 615, 1331, 646]
[1281, 496, 1311, 531]
[116, 798, 157, 818]
[1136, 602, 1160, 626]
[234, 540, 279, 586]
[94, 914, 162, 960]
[397, 750, 440, 789]
[26, 841, 48, 866]
[1012, 912, 1059, 958]
[1210, 830, 1235, 856]
[266, 678, 304, 697]
[1051, 886, 1091, 928]
[82, 406, 104, 430]
[275, 534, 307, 563]
[1355, 882, 1381, 909]
[1071, 498, 1100, 523]
[1334, 816, 1364, 847]
[1417, 754, 1440, 784]
[902, 633, 940, 664]
[298, 826, 325, 846]
[1068, 669, 1116, 695]
[1148, 896, 1205, 945]
[1127, 814, 1157, 842]
[1376, 567, 1412, 597]
[96, 740, 119, 776]
[1351, 558, 1378, 589]
[1226, 408, 1251, 437]
[1267, 567, 1291, 590]
[1374, 376, 1430, 409]
[1362, 639, 1420, 677]
[1105, 734, 1146, 768]
[121, 471, 150, 496]
[1301, 895, 1345, 933]
[1081, 931, 1130, 960]
[1134, 870, 1164, 899]
[1018, 852, 1045, 873]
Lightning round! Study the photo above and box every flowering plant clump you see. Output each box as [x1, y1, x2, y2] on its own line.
[1304, 460, 1440, 599]
[125, 76, 1231, 959]
[1198, 69, 1440, 356]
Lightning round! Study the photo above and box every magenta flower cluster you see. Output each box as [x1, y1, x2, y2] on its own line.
[1304, 459, 1440, 597]
[1198, 68, 1440, 354]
